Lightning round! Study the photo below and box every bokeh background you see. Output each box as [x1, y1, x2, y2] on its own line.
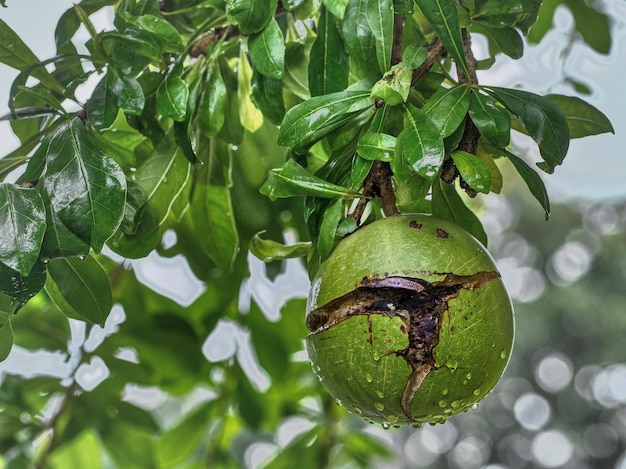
[0, 2, 625, 468]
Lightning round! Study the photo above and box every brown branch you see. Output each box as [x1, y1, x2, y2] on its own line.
[391, 13, 406, 66]
[350, 161, 398, 222]
[189, 27, 238, 58]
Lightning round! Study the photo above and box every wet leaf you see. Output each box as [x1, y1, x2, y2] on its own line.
[250, 71, 285, 126]
[450, 150, 492, 194]
[318, 199, 344, 259]
[157, 74, 188, 122]
[261, 159, 361, 200]
[357, 132, 396, 162]
[42, 119, 126, 252]
[227, 0, 278, 34]
[238, 47, 264, 132]
[109, 70, 145, 116]
[40, 190, 90, 260]
[0, 260, 46, 308]
[423, 85, 471, 138]
[366, 0, 393, 73]
[250, 232, 311, 262]
[487, 86, 569, 173]
[277, 89, 374, 149]
[249, 18, 285, 80]
[417, 0, 470, 76]
[308, 7, 348, 96]
[198, 61, 227, 137]
[0, 183, 45, 276]
[545, 94, 614, 139]
[88, 74, 119, 131]
[46, 254, 112, 327]
[403, 44, 428, 68]
[469, 92, 510, 147]
[398, 103, 445, 179]
[126, 14, 184, 53]
[503, 149, 550, 219]
[0, 312, 13, 362]
[342, 0, 376, 77]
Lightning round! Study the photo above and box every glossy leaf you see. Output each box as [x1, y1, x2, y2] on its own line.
[42, 119, 126, 252]
[356, 132, 396, 162]
[40, 190, 90, 260]
[157, 74, 189, 122]
[88, 74, 119, 131]
[238, 47, 264, 132]
[0, 183, 45, 276]
[479, 25, 523, 59]
[469, 92, 510, 147]
[109, 70, 145, 116]
[49, 429, 102, 469]
[189, 139, 239, 271]
[126, 14, 184, 53]
[403, 44, 428, 68]
[545, 94, 614, 139]
[370, 63, 412, 105]
[423, 85, 471, 137]
[351, 154, 374, 188]
[450, 150, 492, 194]
[503, 149, 550, 219]
[250, 71, 285, 126]
[261, 159, 361, 200]
[105, 29, 162, 62]
[487, 86, 569, 173]
[342, 0, 376, 77]
[277, 90, 374, 148]
[398, 103, 445, 179]
[250, 232, 311, 262]
[249, 18, 285, 80]
[366, 0, 394, 73]
[0, 260, 46, 308]
[198, 61, 227, 137]
[227, 0, 278, 34]
[473, 0, 541, 34]
[317, 199, 344, 260]
[417, 0, 470, 76]
[308, 7, 348, 96]
[46, 255, 112, 327]
[431, 178, 487, 246]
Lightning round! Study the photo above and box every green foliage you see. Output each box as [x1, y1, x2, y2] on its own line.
[0, 0, 616, 467]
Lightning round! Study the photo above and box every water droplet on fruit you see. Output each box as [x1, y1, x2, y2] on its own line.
[381, 422, 390, 430]
[473, 388, 481, 396]
[451, 400, 461, 409]
[446, 359, 458, 371]
[375, 402, 385, 412]
[438, 400, 447, 408]
[335, 398, 343, 406]
[463, 380, 468, 385]
[471, 403, 480, 410]
[466, 372, 472, 380]
[376, 390, 385, 399]
[365, 373, 373, 383]
[411, 422, 423, 429]
[491, 342, 496, 348]
[444, 408, 453, 414]
[387, 414, 399, 424]
[373, 351, 381, 361]
[442, 389, 449, 395]
[500, 350, 507, 359]
[353, 406, 362, 414]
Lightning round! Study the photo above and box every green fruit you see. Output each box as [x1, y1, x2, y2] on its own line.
[305, 214, 514, 426]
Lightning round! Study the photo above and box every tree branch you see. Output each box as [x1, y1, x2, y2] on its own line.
[411, 38, 446, 86]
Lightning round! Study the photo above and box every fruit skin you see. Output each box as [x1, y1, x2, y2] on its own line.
[305, 214, 514, 425]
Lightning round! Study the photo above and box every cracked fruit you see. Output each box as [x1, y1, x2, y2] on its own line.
[305, 214, 514, 426]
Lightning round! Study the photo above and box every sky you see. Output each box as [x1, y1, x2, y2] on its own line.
[0, 1, 624, 204]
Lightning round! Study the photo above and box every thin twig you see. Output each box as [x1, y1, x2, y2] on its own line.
[411, 39, 446, 86]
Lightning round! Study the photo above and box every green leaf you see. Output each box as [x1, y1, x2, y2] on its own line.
[189, 138, 239, 271]
[156, 402, 213, 468]
[317, 199, 344, 259]
[41, 119, 126, 252]
[416, 0, 470, 76]
[105, 29, 163, 62]
[324, 0, 349, 18]
[545, 94, 614, 139]
[566, 0, 611, 54]
[198, 61, 227, 137]
[351, 154, 374, 188]
[227, 0, 278, 34]
[403, 44, 428, 68]
[40, 190, 90, 260]
[366, 0, 394, 73]
[477, 25, 523, 59]
[46, 254, 112, 327]
[0, 183, 45, 276]
[502, 149, 550, 219]
[0, 313, 12, 362]
[0, 19, 63, 92]
[370, 63, 412, 105]
[249, 18, 285, 79]
[277, 89, 374, 149]
[343, 0, 376, 77]
[469, 92, 510, 147]
[250, 71, 285, 126]
[450, 150, 492, 194]
[126, 14, 184, 53]
[423, 85, 471, 137]
[132, 133, 191, 237]
[238, 46, 264, 132]
[357, 132, 396, 162]
[432, 178, 487, 246]
[49, 429, 102, 469]
[487, 86, 570, 173]
[157, 74, 189, 122]
[0, 260, 46, 309]
[88, 74, 119, 131]
[398, 103, 445, 179]
[249, 232, 312, 262]
[109, 70, 145, 116]
[308, 7, 349, 96]
[473, 0, 541, 34]
[260, 159, 361, 200]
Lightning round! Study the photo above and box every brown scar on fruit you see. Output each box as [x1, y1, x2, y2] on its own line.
[306, 270, 500, 420]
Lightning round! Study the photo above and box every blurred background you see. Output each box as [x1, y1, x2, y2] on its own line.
[0, 1, 625, 468]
